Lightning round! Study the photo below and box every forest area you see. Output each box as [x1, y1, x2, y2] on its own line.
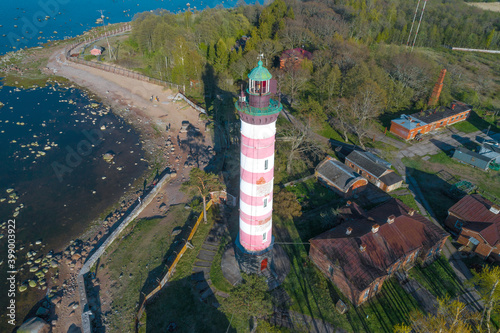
[109, 0, 500, 179]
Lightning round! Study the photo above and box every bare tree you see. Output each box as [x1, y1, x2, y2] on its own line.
[278, 121, 323, 174]
[282, 62, 310, 106]
[346, 81, 387, 149]
[327, 98, 351, 143]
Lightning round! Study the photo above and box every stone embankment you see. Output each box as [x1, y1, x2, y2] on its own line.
[78, 171, 173, 333]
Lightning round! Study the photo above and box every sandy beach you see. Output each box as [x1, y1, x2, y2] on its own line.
[32, 46, 215, 332]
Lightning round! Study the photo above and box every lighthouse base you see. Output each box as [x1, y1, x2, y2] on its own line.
[221, 237, 291, 289]
[235, 235, 274, 275]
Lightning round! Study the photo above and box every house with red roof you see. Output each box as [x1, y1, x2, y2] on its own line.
[309, 199, 448, 306]
[444, 194, 500, 261]
[279, 48, 313, 69]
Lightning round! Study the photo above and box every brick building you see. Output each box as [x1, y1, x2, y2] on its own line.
[390, 102, 472, 140]
[310, 199, 448, 306]
[279, 48, 313, 69]
[345, 150, 404, 192]
[315, 157, 368, 198]
[445, 194, 500, 261]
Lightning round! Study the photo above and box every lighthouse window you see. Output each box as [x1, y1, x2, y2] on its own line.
[264, 160, 269, 170]
[263, 232, 267, 241]
[263, 198, 268, 208]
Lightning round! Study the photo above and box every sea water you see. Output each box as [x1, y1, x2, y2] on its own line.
[0, 0, 238, 55]
[0, 82, 148, 329]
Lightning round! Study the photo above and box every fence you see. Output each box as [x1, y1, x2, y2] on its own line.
[78, 171, 173, 333]
[135, 199, 213, 330]
[174, 92, 207, 114]
[64, 23, 180, 91]
[451, 47, 500, 54]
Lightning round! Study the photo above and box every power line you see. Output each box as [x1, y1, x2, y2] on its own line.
[406, 0, 421, 48]
[411, 0, 428, 51]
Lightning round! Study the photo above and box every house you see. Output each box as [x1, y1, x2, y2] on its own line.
[444, 194, 500, 261]
[315, 157, 368, 198]
[479, 141, 500, 163]
[279, 48, 313, 69]
[345, 150, 404, 192]
[390, 102, 472, 140]
[452, 147, 493, 170]
[310, 199, 449, 306]
[90, 45, 104, 56]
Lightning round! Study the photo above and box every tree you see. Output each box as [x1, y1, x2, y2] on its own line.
[327, 98, 351, 143]
[273, 188, 302, 220]
[394, 296, 479, 333]
[181, 168, 223, 223]
[214, 38, 229, 72]
[470, 265, 500, 333]
[277, 121, 323, 174]
[221, 273, 273, 329]
[353, 80, 386, 148]
[282, 62, 310, 106]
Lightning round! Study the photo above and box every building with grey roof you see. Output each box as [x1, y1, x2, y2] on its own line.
[315, 157, 368, 198]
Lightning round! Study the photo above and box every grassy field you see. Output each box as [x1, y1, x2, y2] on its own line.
[390, 192, 421, 215]
[403, 152, 500, 221]
[210, 235, 234, 293]
[409, 255, 466, 299]
[467, 2, 500, 12]
[98, 205, 192, 332]
[286, 178, 340, 212]
[452, 110, 500, 134]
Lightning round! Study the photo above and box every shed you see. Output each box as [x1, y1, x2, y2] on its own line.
[479, 141, 500, 163]
[452, 147, 493, 170]
[345, 150, 404, 192]
[90, 45, 104, 56]
[315, 157, 367, 198]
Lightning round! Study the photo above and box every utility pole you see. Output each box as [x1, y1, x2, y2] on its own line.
[98, 10, 113, 61]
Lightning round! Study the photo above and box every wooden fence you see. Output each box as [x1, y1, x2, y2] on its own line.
[64, 23, 180, 91]
[135, 200, 214, 330]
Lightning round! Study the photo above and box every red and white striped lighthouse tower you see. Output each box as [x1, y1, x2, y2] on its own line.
[235, 60, 282, 274]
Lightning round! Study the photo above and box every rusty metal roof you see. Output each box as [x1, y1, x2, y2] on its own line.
[448, 194, 500, 245]
[310, 199, 448, 292]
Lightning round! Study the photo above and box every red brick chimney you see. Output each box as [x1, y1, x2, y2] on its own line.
[387, 215, 395, 224]
[372, 224, 380, 233]
[428, 69, 447, 106]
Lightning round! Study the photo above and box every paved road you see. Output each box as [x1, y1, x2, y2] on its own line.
[398, 128, 487, 158]
[406, 175, 483, 312]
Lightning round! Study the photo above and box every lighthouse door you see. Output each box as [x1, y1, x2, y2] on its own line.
[260, 258, 268, 271]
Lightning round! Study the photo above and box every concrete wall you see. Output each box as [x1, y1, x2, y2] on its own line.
[79, 172, 172, 333]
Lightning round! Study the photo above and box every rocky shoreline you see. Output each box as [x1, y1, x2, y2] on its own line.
[3, 21, 211, 331]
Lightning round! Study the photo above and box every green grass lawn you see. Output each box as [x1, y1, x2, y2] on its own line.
[409, 255, 465, 299]
[99, 205, 191, 332]
[316, 122, 346, 142]
[141, 207, 250, 332]
[210, 235, 234, 293]
[403, 153, 500, 222]
[275, 216, 423, 333]
[286, 178, 340, 212]
[390, 193, 421, 214]
[452, 110, 500, 134]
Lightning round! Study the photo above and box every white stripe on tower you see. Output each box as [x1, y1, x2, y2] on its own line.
[239, 119, 277, 252]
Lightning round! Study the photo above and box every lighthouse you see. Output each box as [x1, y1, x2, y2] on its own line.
[235, 60, 282, 274]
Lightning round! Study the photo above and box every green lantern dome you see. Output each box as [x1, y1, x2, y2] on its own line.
[248, 60, 272, 81]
